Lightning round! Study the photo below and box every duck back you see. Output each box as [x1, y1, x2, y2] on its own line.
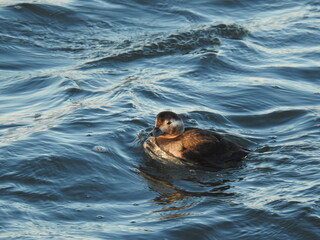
[155, 128, 249, 168]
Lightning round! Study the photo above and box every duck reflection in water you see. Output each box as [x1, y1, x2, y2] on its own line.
[138, 160, 240, 220]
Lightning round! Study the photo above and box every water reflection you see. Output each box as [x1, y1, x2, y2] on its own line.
[138, 160, 241, 220]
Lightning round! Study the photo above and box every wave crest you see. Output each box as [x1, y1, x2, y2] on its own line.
[85, 23, 248, 66]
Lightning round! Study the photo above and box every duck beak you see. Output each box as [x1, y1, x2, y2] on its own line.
[150, 127, 165, 137]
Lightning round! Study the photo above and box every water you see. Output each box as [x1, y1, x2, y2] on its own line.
[0, 0, 319, 239]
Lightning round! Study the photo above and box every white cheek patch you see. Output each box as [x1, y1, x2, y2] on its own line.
[170, 119, 183, 128]
[170, 119, 185, 135]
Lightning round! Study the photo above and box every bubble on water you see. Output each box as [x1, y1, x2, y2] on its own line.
[13, 5, 22, 10]
[93, 146, 107, 153]
[187, 119, 198, 125]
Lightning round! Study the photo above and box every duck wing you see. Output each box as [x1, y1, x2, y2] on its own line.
[180, 129, 248, 168]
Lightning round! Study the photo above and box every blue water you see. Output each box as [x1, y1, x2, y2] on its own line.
[0, 0, 319, 239]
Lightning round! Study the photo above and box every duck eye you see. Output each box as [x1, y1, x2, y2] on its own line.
[167, 121, 172, 125]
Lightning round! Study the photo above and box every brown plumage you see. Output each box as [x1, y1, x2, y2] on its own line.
[144, 111, 249, 168]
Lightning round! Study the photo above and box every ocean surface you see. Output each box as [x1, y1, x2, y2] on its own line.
[0, 0, 319, 239]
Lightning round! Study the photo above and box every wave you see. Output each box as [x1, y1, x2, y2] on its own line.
[5, 3, 80, 25]
[83, 23, 248, 67]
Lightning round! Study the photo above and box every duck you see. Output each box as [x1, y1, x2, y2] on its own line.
[143, 111, 249, 168]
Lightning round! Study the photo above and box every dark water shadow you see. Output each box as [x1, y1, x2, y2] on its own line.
[137, 157, 244, 220]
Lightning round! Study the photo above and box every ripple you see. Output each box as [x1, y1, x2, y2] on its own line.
[83, 23, 248, 67]
[7, 3, 81, 26]
[229, 108, 310, 129]
[1, 0, 319, 239]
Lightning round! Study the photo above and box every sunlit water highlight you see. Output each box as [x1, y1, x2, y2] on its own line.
[0, 0, 319, 239]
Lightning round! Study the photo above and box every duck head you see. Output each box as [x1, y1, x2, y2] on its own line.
[150, 111, 185, 138]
